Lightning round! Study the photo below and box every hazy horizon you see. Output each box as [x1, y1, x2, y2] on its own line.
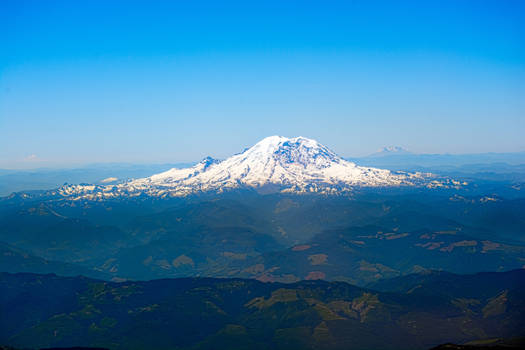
[1, 134, 525, 170]
[2, 1, 524, 169]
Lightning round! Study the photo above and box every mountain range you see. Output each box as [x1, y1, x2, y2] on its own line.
[13, 136, 457, 201]
[2, 139, 524, 198]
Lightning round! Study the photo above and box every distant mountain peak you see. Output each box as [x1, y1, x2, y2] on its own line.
[370, 146, 411, 157]
[381, 146, 409, 153]
[49, 136, 448, 200]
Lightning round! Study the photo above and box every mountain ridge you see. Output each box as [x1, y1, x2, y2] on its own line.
[1, 269, 524, 350]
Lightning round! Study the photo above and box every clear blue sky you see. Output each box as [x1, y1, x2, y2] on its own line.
[1, 0, 524, 168]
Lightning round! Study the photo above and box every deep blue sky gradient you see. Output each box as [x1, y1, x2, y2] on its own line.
[1, 0, 524, 168]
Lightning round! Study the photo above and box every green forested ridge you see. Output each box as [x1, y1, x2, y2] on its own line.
[1, 269, 524, 350]
[0, 192, 524, 285]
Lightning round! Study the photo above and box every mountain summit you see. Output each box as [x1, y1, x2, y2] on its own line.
[56, 136, 437, 199]
[369, 146, 411, 157]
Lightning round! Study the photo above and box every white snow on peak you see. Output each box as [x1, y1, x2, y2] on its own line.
[56, 136, 440, 200]
[370, 146, 411, 157]
[148, 156, 220, 183]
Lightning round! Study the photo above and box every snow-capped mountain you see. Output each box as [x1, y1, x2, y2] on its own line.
[52, 136, 451, 200]
[369, 146, 412, 157]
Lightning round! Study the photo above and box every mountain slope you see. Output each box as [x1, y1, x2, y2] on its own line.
[217, 222, 525, 285]
[0, 242, 109, 280]
[369, 269, 525, 298]
[137, 136, 416, 191]
[1, 270, 524, 350]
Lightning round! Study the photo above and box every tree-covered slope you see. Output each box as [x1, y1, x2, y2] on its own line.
[1, 270, 524, 350]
